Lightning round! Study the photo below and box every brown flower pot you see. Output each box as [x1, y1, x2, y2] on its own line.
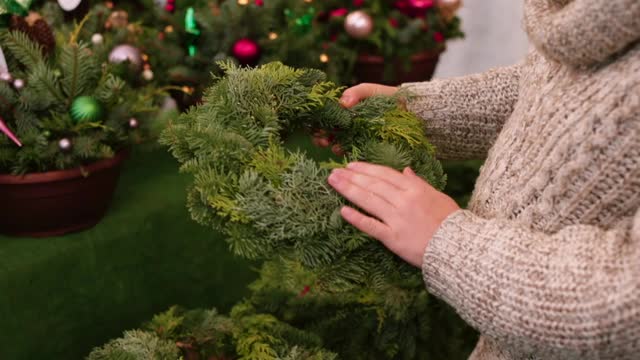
[0, 150, 129, 238]
[354, 50, 443, 86]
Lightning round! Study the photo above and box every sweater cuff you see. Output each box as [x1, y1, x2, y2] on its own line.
[421, 209, 492, 302]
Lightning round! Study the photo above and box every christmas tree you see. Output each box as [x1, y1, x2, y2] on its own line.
[0, 10, 166, 174]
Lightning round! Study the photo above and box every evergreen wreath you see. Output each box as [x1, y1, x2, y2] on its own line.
[161, 62, 446, 293]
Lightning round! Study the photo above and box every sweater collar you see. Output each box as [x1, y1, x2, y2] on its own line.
[524, 0, 640, 67]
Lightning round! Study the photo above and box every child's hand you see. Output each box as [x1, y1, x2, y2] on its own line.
[328, 162, 460, 268]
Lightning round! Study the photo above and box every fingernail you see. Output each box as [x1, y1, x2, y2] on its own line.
[340, 96, 352, 106]
[328, 171, 341, 185]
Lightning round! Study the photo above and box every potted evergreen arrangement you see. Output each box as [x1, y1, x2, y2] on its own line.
[314, 0, 464, 85]
[0, 14, 164, 237]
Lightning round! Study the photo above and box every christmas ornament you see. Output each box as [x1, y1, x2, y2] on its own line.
[0, 72, 12, 82]
[142, 69, 154, 81]
[284, 7, 316, 34]
[344, 11, 374, 39]
[255, 0, 263, 5]
[433, 31, 445, 43]
[108, 44, 143, 71]
[395, 0, 434, 17]
[329, 8, 348, 18]
[0, 116, 22, 147]
[0, 0, 32, 17]
[9, 13, 56, 56]
[128, 117, 139, 129]
[91, 33, 103, 45]
[70, 96, 103, 123]
[12, 78, 24, 89]
[184, 7, 200, 57]
[58, 137, 72, 151]
[105, 10, 128, 29]
[232, 38, 261, 65]
[57, 0, 82, 11]
[164, 0, 175, 12]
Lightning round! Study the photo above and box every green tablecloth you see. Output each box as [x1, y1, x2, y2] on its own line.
[0, 149, 256, 360]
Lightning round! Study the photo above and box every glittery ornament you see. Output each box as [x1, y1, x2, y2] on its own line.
[128, 118, 139, 128]
[232, 38, 261, 65]
[142, 69, 154, 81]
[58, 138, 72, 151]
[108, 44, 143, 71]
[70, 96, 103, 123]
[344, 11, 374, 39]
[91, 33, 103, 45]
[12, 78, 25, 89]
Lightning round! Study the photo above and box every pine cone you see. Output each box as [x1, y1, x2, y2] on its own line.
[9, 15, 56, 57]
[30, 19, 56, 57]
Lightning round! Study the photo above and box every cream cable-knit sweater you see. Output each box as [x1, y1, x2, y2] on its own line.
[401, 0, 640, 359]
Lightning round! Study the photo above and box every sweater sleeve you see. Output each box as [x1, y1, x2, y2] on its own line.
[524, 0, 640, 67]
[401, 63, 521, 160]
[423, 209, 640, 358]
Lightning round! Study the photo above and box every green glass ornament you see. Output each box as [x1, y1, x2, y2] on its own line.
[70, 96, 103, 123]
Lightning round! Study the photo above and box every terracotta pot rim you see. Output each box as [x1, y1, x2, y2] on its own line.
[357, 48, 444, 64]
[0, 149, 130, 185]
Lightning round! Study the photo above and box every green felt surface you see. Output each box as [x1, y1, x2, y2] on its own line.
[0, 149, 256, 360]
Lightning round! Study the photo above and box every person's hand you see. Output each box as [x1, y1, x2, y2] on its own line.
[312, 84, 399, 155]
[328, 162, 460, 268]
[339, 83, 399, 108]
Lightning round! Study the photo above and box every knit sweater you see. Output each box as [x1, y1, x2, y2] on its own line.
[401, 0, 640, 359]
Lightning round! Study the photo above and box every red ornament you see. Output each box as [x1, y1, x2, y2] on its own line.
[353, 0, 364, 6]
[232, 38, 261, 65]
[255, 0, 264, 6]
[433, 31, 445, 43]
[388, 17, 399, 28]
[165, 0, 176, 13]
[394, 0, 434, 17]
[299, 285, 311, 297]
[329, 8, 348, 18]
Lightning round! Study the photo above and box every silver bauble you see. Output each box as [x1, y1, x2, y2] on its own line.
[13, 79, 25, 90]
[58, 0, 82, 11]
[344, 11, 374, 39]
[128, 118, 139, 129]
[91, 33, 104, 45]
[108, 45, 143, 71]
[58, 138, 72, 151]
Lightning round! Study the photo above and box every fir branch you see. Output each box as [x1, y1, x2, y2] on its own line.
[1, 31, 45, 71]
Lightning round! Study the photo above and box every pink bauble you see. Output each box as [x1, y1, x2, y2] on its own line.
[395, 0, 434, 17]
[232, 38, 261, 65]
[344, 11, 374, 39]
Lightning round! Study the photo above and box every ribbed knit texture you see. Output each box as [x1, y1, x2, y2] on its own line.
[401, 0, 640, 359]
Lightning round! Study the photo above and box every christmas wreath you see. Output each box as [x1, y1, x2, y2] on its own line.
[161, 62, 446, 292]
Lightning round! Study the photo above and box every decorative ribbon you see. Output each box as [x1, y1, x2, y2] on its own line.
[185, 7, 200, 57]
[0, 116, 22, 147]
